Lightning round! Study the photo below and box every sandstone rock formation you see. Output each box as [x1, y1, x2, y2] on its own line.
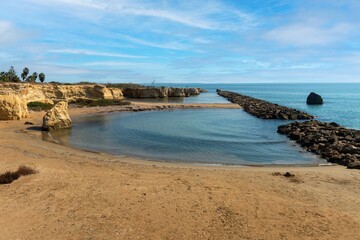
[217, 89, 314, 120]
[278, 120, 360, 169]
[42, 101, 72, 131]
[0, 94, 29, 120]
[0, 83, 123, 104]
[122, 87, 203, 98]
[306, 92, 323, 105]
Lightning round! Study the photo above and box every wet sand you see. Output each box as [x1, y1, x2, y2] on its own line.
[0, 103, 359, 240]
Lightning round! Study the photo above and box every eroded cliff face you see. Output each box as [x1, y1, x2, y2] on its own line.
[0, 94, 29, 120]
[0, 83, 123, 104]
[122, 87, 202, 98]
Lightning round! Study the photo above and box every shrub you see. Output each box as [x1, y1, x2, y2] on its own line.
[71, 99, 131, 107]
[0, 165, 37, 185]
[0, 66, 21, 82]
[17, 165, 37, 176]
[27, 102, 54, 111]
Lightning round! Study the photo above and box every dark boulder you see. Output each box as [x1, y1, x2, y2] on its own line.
[307, 92, 323, 105]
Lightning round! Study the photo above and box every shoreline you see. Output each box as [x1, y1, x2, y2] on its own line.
[56, 102, 325, 167]
[1, 102, 360, 239]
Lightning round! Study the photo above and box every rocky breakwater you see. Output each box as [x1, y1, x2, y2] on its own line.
[217, 90, 314, 120]
[0, 83, 123, 104]
[278, 120, 360, 169]
[122, 87, 204, 98]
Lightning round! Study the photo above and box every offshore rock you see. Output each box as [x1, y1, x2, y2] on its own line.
[0, 94, 29, 120]
[217, 89, 314, 120]
[278, 120, 360, 169]
[42, 101, 72, 131]
[307, 92, 323, 105]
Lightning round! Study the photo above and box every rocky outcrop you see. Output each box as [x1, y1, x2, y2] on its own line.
[0, 94, 29, 120]
[42, 101, 72, 131]
[278, 120, 360, 169]
[0, 83, 123, 104]
[307, 92, 323, 105]
[217, 89, 314, 120]
[122, 87, 203, 98]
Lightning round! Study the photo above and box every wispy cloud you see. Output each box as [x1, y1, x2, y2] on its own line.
[0, 20, 29, 45]
[82, 61, 163, 69]
[27, 0, 256, 31]
[118, 34, 188, 50]
[48, 49, 147, 59]
[265, 22, 353, 46]
[2, 0, 360, 83]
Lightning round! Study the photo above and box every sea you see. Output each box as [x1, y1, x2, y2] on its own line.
[50, 83, 360, 165]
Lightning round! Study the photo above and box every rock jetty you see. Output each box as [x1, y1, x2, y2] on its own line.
[278, 120, 360, 169]
[306, 92, 323, 105]
[217, 90, 314, 120]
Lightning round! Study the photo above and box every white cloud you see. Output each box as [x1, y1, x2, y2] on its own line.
[118, 34, 188, 50]
[27, 0, 255, 31]
[48, 49, 147, 59]
[82, 61, 163, 69]
[265, 22, 353, 46]
[0, 20, 28, 45]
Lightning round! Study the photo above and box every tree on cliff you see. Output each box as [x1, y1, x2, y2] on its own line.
[39, 73, 45, 83]
[32, 72, 38, 82]
[0, 66, 21, 82]
[21, 67, 29, 81]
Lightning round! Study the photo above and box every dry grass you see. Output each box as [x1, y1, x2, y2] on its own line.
[0, 165, 37, 184]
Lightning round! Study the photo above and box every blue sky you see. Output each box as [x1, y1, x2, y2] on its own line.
[1, 0, 360, 83]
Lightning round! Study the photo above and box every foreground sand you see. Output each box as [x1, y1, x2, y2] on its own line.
[0, 103, 360, 240]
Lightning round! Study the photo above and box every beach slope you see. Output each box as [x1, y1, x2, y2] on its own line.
[0, 106, 360, 240]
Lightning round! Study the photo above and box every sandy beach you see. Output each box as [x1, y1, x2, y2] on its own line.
[1, 103, 360, 240]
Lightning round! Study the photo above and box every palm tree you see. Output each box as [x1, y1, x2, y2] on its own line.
[39, 73, 45, 83]
[21, 67, 29, 81]
[31, 72, 38, 82]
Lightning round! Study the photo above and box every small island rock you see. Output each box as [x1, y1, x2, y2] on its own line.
[306, 92, 323, 105]
[42, 101, 72, 131]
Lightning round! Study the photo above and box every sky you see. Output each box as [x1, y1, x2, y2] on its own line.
[1, 0, 360, 83]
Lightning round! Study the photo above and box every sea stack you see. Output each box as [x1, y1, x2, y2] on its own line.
[42, 101, 72, 131]
[307, 92, 323, 105]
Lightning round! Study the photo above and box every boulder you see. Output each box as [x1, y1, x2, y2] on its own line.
[42, 101, 72, 131]
[168, 88, 186, 97]
[306, 92, 323, 105]
[278, 120, 360, 169]
[0, 94, 29, 120]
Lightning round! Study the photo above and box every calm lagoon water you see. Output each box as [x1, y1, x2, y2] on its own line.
[51, 83, 360, 165]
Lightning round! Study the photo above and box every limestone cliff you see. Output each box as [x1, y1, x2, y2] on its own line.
[122, 87, 202, 98]
[0, 94, 29, 120]
[0, 83, 123, 104]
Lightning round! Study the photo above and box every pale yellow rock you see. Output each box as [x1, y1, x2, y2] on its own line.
[42, 101, 72, 131]
[0, 83, 123, 103]
[0, 94, 29, 120]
